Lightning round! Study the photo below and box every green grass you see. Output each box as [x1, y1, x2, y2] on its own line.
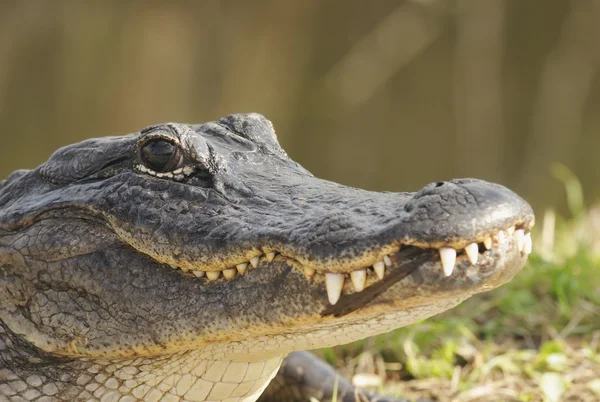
[320, 169, 600, 401]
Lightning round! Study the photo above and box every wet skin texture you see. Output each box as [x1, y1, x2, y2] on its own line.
[0, 114, 534, 401]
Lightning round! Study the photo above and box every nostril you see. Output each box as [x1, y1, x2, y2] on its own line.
[435, 182, 445, 188]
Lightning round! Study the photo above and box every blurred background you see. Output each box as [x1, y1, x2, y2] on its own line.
[1, 0, 599, 212]
[2, 2, 600, 400]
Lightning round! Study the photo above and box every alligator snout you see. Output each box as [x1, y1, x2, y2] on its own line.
[401, 178, 535, 247]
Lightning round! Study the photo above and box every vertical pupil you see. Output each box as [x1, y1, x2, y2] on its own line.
[151, 141, 174, 157]
[142, 140, 178, 172]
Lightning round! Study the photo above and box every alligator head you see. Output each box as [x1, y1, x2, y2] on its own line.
[0, 114, 534, 400]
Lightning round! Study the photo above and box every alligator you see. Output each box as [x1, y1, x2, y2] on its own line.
[0, 113, 535, 402]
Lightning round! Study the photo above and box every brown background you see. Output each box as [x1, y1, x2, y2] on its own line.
[1, 0, 599, 211]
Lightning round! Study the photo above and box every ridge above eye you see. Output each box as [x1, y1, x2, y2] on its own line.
[140, 138, 183, 173]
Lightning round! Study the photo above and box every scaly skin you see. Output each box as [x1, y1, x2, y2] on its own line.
[0, 114, 534, 401]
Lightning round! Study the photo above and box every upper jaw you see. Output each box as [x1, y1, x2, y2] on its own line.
[143, 178, 534, 306]
[104, 173, 535, 308]
[308, 221, 533, 308]
[156, 220, 533, 310]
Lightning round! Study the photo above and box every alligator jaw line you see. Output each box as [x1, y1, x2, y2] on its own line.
[164, 225, 532, 306]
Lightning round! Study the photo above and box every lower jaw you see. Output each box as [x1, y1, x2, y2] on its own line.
[222, 297, 472, 362]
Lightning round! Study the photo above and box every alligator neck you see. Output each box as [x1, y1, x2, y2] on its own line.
[0, 324, 283, 402]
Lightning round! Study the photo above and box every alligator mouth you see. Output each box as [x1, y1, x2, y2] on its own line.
[163, 222, 533, 306]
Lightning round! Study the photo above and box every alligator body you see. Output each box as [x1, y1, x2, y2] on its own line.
[0, 114, 534, 402]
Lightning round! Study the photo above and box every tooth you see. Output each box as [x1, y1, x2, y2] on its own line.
[496, 230, 505, 243]
[304, 267, 316, 280]
[383, 255, 393, 267]
[222, 268, 236, 279]
[249, 257, 260, 268]
[236, 263, 248, 274]
[524, 232, 532, 255]
[266, 252, 276, 262]
[439, 248, 456, 277]
[506, 226, 515, 235]
[206, 271, 221, 281]
[192, 270, 205, 278]
[325, 273, 344, 305]
[514, 229, 525, 252]
[373, 261, 385, 279]
[350, 269, 366, 292]
[169, 264, 178, 269]
[464, 243, 479, 265]
[483, 237, 492, 250]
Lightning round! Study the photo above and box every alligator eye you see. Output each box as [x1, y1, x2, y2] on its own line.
[140, 139, 184, 173]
